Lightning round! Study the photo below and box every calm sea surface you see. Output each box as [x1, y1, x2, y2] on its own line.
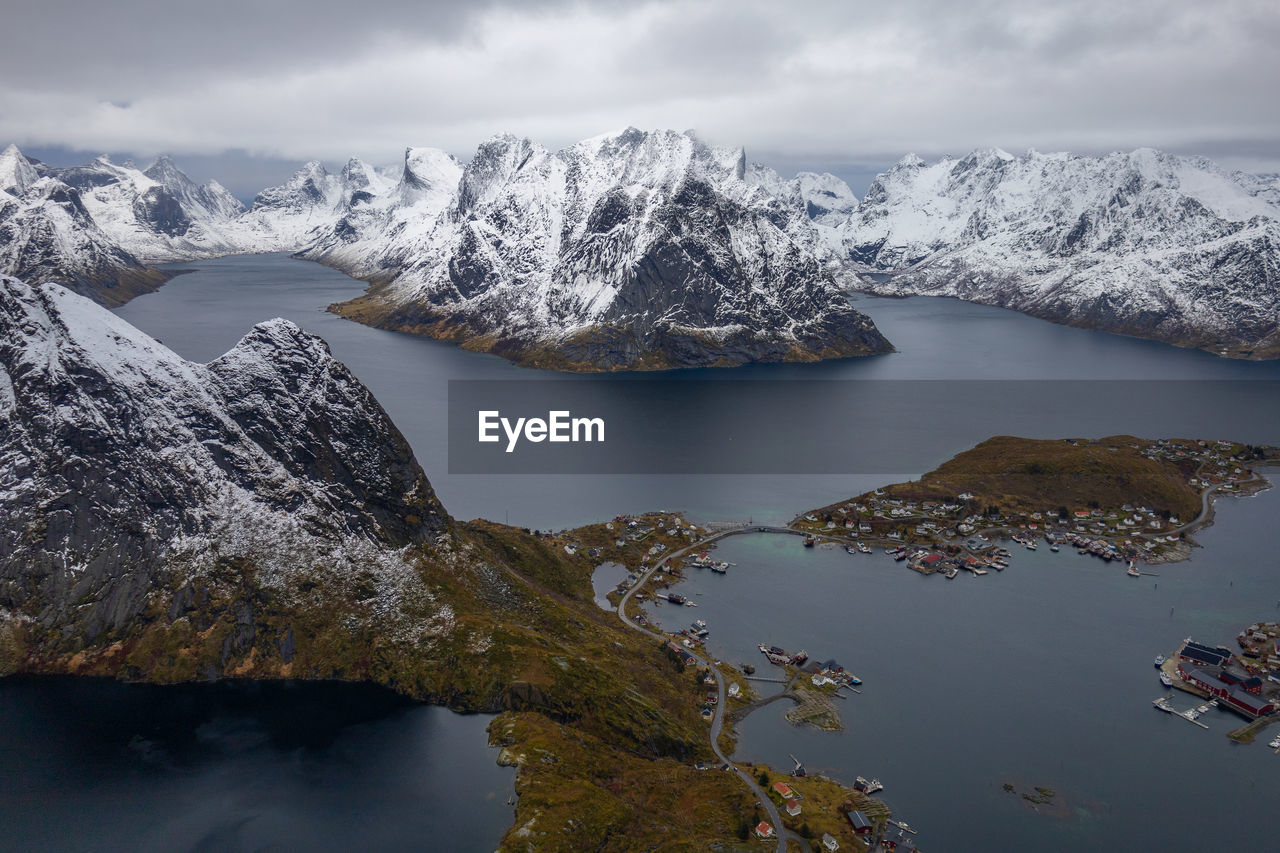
[0, 678, 513, 852]
[8, 252, 1269, 851]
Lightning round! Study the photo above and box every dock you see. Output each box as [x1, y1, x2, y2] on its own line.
[1153, 695, 1211, 729]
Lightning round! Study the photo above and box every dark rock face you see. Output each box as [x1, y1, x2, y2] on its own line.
[133, 185, 192, 236]
[0, 172, 169, 306]
[0, 277, 448, 643]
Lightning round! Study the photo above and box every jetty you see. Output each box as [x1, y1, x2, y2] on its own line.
[1153, 695, 1211, 729]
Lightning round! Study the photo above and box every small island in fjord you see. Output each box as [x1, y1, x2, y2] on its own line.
[791, 435, 1278, 568]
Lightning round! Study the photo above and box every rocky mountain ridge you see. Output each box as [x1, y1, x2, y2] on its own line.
[4, 138, 1279, 360]
[0, 275, 449, 650]
[318, 128, 890, 369]
[842, 147, 1280, 357]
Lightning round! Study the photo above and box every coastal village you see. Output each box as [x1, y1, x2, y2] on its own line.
[1155, 624, 1280, 745]
[522, 436, 1279, 849]
[791, 437, 1277, 571]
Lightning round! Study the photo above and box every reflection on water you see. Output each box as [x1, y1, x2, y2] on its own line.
[0, 677, 514, 852]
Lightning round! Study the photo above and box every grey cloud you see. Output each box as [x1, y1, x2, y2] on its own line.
[2, 0, 1277, 179]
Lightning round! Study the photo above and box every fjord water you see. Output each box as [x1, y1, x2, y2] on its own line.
[0, 678, 513, 851]
[114, 254, 1280, 530]
[80, 253, 1280, 849]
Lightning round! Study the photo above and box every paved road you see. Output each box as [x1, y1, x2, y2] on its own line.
[616, 528, 807, 853]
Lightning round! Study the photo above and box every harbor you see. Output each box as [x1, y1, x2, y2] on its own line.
[640, 486, 1280, 852]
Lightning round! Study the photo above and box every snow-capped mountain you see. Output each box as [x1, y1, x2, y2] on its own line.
[842, 147, 1280, 358]
[321, 128, 890, 369]
[42, 152, 249, 261]
[1, 145, 171, 306]
[0, 275, 449, 646]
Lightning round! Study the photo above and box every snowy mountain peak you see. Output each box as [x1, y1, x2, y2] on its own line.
[251, 160, 336, 211]
[320, 128, 892, 369]
[398, 147, 462, 206]
[456, 134, 551, 214]
[844, 146, 1280, 358]
[1, 274, 450, 637]
[144, 154, 197, 192]
[0, 144, 39, 195]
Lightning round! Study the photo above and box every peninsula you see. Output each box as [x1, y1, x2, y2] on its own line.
[793, 436, 1278, 567]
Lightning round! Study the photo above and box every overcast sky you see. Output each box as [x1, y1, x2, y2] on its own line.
[4, 0, 1278, 199]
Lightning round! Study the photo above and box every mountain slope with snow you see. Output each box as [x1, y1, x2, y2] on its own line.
[843, 148, 1280, 358]
[0, 275, 449, 649]
[322, 128, 890, 369]
[1, 145, 173, 305]
[43, 153, 250, 261]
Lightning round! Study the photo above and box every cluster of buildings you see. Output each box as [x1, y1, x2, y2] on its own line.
[844, 810, 918, 851]
[1175, 639, 1279, 719]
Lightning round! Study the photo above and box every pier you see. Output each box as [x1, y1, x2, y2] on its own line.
[1153, 695, 1212, 729]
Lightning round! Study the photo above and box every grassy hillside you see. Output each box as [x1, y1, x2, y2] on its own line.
[870, 435, 1205, 520]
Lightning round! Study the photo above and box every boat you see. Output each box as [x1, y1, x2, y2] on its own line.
[1050, 543, 1060, 552]
[1025, 541, 1037, 550]
[709, 562, 727, 574]
[845, 674, 862, 686]
[803, 537, 816, 548]
[1154, 654, 1165, 667]
[1127, 561, 1141, 577]
[846, 545, 858, 555]
[693, 619, 707, 629]
[1268, 735, 1280, 749]
[857, 543, 872, 554]
[1160, 672, 1173, 687]
[867, 778, 883, 794]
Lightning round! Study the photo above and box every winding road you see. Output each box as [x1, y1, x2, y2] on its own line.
[615, 527, 806, 853]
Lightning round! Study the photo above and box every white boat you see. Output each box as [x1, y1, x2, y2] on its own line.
[1127, 561, 1141, 577]
[1268, 735, 1280, 749]
[1050, 544, 1059, 552]
[1160, 672, 1173, 687]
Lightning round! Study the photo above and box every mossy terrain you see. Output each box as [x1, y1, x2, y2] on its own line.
[809, 436, 1278, 526]
[758, 771, 891, 851]
[878, 435, 1205, 520]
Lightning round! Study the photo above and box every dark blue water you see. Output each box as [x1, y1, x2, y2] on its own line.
[0, 677, 513, 852]
[112, 255, 1280, 530]
[93, 253, 1280, 850]
[650, 482, 1280, 851]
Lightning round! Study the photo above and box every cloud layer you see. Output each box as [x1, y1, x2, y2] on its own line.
[3, 0, 1277, 176]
